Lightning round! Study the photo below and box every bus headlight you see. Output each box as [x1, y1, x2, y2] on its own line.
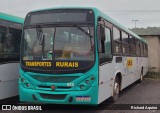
[85, 80, 90, 84]
[21, 78, 25, 82]
[77, 76, 95, 90]
[19, 76, 33, 89]
[26, 83, 30, 87]
[80, 85, 85, 90]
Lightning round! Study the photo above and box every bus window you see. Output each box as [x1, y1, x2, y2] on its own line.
[54, 27, 94, 61]
[143, 43, 146, 56]
[98, 25, 105, 53]
[122, 31, 129, 54]
[136, 39, 141, 56]
[0, 28, 5, 54]
[140, 42, 144, 56]
[146, 44, 148, 57]
[4, 28, 21, 58]
[24, 27, 54, 60]
[98, 25, 112, 64]
[129, 36, 136, 55]
[104, 27, 111, 55]
[113, 27, 122, 54]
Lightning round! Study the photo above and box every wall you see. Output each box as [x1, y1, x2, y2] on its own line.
[159, 37, 160, 72]
[142, 36, 160, 72]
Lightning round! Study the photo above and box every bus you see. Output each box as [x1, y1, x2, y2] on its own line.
[19, 7, 148, 105]
[0, 12, 23, 100]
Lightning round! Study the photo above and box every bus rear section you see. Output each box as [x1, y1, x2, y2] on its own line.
[19, 8, 99, 105]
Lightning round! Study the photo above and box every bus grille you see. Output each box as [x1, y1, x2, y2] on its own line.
[38, 85, 72, 89]
[28, 75, 78, 83]
[39, 93, 67, 100]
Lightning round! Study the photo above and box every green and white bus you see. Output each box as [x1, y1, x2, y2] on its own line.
[0, 12, 23, 100]
[19, 7, 148, 105]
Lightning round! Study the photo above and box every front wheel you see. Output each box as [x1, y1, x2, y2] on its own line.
[111, 77, 120, 103]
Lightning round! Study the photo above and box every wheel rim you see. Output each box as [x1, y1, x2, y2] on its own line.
[113, 82, 119, 96]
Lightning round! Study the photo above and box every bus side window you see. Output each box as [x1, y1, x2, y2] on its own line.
[98, 25, 105, 53]
[145, 44, 148, 57]
[136, 39, 140, 56]
[140, 42, 143, 57]
[104, 27, 111, 55]
[98, 25, 112, 64]
[0, 32, 4, 54]
[4, 33, 14, 53]
[129, 36, 136, 55]
[113, 27, 122, 54]
[98, 25, 112, 54]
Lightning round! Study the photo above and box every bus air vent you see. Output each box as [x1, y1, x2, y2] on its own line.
[39, 93, 67, 100]
[37, 85, 72, 89]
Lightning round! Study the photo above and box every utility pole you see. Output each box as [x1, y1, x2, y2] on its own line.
[132, 20, 138, 28]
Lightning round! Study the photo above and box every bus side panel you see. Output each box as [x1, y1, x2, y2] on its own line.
[0, 63, 19, 100]
[142, 57, 149, 76]
[0, 79, 18, 100]
[98, 63, 114, 104]
[120, 57, 148, 90]
[131, 57, 141, 83]
[122, 57, 137, 89]
[121, 57, 140, 90]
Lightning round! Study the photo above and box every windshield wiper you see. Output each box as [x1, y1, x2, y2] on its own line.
[74, 24, 93, 38]
[35, 25, 46, 59]
[36, 25, 44, 45]
[74, 24, 94, 52]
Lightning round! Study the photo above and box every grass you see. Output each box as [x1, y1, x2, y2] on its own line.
[145, 72, 160, 79]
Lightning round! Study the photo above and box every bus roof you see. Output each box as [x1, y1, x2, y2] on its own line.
[29, 7, 147, 44]
[0, 12, 24, 24]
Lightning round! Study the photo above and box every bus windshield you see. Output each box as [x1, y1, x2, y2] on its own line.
[22, 25, 95, 73]
[23, 27, 54, 60]
[54, 27, 94, 61]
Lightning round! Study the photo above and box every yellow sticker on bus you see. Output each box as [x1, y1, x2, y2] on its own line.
[127, 58, 133, 69]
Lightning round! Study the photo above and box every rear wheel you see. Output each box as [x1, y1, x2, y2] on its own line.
[111, 77, 120, 102]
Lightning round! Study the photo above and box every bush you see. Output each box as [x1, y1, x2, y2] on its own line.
[145, 72, 160, 79]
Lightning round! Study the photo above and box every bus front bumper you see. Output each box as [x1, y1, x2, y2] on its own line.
[19, 85, 98, 105]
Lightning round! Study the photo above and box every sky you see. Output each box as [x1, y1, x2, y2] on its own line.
[1, 0, 160, 28]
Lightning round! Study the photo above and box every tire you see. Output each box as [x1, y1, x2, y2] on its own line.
[111, 77, 120, 103]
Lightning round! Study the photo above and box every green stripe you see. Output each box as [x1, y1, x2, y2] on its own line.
[0, 12, 24, 24]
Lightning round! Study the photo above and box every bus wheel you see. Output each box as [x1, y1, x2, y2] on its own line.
[111, 77, 120, 103]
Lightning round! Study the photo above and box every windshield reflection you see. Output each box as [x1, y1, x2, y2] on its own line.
[23, 27, 54, 60]
[54, 27, 94, 61]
